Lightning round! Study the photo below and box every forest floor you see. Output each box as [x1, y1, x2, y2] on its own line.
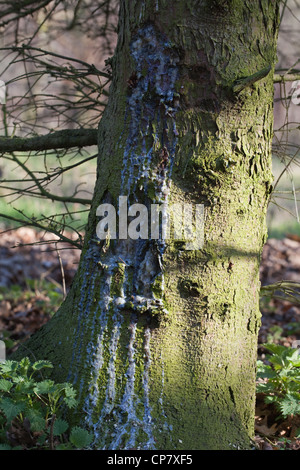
[1, 226, 300, 450]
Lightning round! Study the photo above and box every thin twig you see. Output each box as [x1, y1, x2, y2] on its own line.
[55, 242, 66, 300]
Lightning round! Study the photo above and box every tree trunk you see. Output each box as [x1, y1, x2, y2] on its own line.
[14, 0, 280, 450]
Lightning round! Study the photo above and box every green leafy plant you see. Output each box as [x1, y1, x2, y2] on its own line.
[0, 357, 93, 450]
[257, 343, 300, 419]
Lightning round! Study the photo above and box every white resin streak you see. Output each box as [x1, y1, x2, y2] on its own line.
[68, 24, 179, 450]
[84, 318, 156, 450]
[108, 320, 138, 450]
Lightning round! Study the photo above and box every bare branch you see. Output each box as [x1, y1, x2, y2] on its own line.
[274, 73, 300, 82]
[0, 129, 98, 152]
[1, 45, 112, 80]
[0, 211, 83, 249]
[0, 0, 55, 27]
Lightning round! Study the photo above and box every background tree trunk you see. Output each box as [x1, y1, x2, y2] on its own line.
[14, 0, 280, 450]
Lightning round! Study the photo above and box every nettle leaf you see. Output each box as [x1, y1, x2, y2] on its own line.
[0, 360, 19, 375]
[62, 383, 78, 408]
[0, 397, 26, 422]
[34, 380, 55, 395]
[32, 360, 54, 372]
[0, 379, 13, 392]
[278, 369, 300, 385]
[18, 357, 31, 376]
[291, 358, 300, 368]
[278, 393, 300, 418]
[37, 433, 47, 445]
[263, 343, 288, 356]
[53, 418, 69, 436]
[263, 344, 299, 370]
[15, 378, 36, 395]
[25, 408, 46, 432]
[287, 349, 300, 364]
[13, 376, 27, 384]
[69, 426, 93, 449]
[279, 349, 300, 369]
[268, 354, 288, 370]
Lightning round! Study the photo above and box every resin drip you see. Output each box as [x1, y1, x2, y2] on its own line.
[68, 24, 180, 450]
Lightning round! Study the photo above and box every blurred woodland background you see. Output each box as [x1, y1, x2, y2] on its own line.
[0, 0, 118, 243]
[269, 1, 300, 237]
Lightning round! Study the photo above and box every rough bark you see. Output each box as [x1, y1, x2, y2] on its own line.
[13, 0, 280, 450]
